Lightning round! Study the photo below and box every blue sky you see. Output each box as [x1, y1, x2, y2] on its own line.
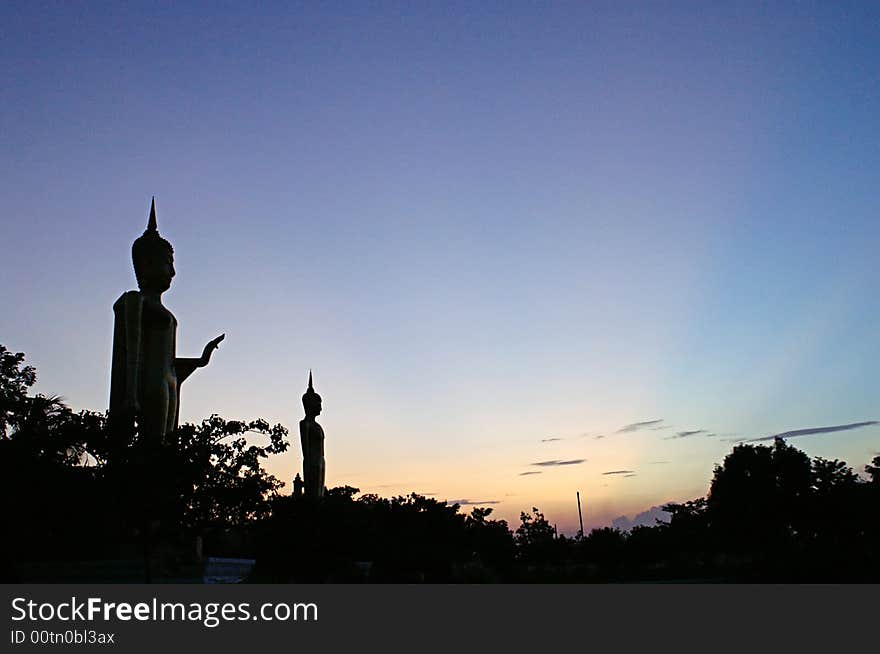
[2, 1, 879, 532]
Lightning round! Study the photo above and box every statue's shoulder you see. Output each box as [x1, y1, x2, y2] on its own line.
[300, 418, 323, 434]
[113, 290, 142, 311]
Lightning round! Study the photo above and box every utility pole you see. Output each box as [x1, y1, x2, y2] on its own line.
[577, 491, 584, 538]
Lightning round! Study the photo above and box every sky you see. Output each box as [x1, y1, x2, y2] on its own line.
[2, 1, 880, 533]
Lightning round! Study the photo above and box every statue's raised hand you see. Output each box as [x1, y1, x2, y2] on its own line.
[200, 333, 225, 366]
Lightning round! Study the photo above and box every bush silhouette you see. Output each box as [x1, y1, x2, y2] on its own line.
[3, 342, 880, 582]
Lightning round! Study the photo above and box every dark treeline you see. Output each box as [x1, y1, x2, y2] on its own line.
[2, 344, 879, 582]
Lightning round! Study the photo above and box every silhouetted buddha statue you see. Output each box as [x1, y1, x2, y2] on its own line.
[109, 198, 224, 443]
[299, 371, 326, 499]
[292, 473, 304, 498]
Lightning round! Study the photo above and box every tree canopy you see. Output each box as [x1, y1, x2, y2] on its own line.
[3, 342, 880, 582]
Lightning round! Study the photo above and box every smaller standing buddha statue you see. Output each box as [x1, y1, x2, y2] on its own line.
[299, 371, 326, 499]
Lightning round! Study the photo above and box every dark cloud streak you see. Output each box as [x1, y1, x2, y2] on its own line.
[664, 429, 706, 440]
[618, 419, 664, 433]
[747, 421, 878, 442]
[531, 459, 586, 467]
[447, 499, 501, 506]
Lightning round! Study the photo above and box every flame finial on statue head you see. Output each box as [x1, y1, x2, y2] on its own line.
[146, 196, 158, 233]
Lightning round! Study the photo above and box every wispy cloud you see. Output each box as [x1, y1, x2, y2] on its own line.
[664, 429, 706, 440]
[593, 434, 605, 440]
[747, 421, 878, 442]
[519, 471, 542, 476]
[447, 499, 501, 506]
[624, 473, 637, 478]
[647, 461, 669, 465]
[652, 425, 672, 431]
[540, 437, 563, 443]
[618, 419, 663, 433]
[602, 470, 635, 475]
[531, 459, 586, 467]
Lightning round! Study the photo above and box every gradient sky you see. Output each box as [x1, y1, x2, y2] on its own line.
[3, 1, 880, 533]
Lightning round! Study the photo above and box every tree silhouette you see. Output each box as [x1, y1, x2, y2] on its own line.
[515, 507, 557, 564]
[464, 507, 516, 578]
[0, 344, 290, 579]
[4, 341, 880, 582]
[0, 344, 36, 437]
[866, 456, 880, 485]
[707, 438, 812, 555]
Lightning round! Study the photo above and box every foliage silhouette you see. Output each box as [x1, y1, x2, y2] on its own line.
[515, 507, 558, 563]
[3, 343, 880, 582]
[0, 345, 290, 580]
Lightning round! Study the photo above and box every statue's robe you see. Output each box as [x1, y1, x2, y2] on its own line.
[299, 419, 326, 499]
[109, 291, 181, 440]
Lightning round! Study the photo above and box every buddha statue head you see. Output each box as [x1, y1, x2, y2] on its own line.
[132, 197, 175, 293]
[302, 370, 322, 418]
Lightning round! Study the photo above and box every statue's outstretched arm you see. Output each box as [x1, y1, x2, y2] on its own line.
[176, 333, 225, 383]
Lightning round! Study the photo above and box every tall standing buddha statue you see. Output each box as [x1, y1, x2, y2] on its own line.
[109, 198, 225, 443]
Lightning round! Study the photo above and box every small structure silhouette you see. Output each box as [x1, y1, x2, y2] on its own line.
[299, 371, 326, 499]
[108, 198, 225, 443]
[292, 473, 304, 498]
